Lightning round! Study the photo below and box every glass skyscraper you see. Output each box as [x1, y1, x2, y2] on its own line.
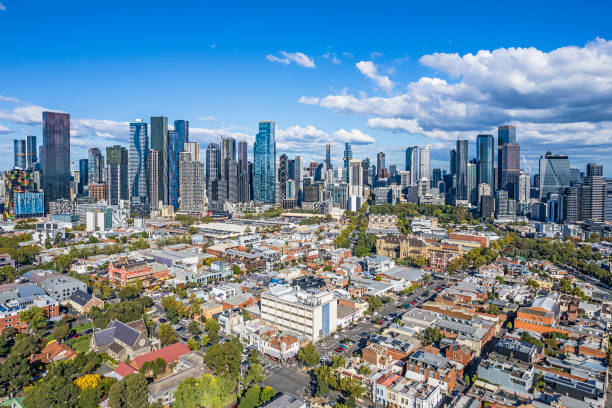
[26, 135, 37, 169]
[41, 111, 71, 211]
[497, 125, 517, 188]
[206, 143, 221, 202]
[343, 143, 352, 182]
[168, 129, 186, 210]
[253, 121, 276, 203]
[455, 139, 468, 201]
[13, 139, 26, 169]
[78, 159, 88, 196]
[477, 134, 494, 189]
[106, 145, 129, 205]
[538, 152, 570, 201]
[238, 141, 249, 202]
[150, 116, 168, 204]
[129, 119, 149, 204]
[88, 148, 105, 184]
[174, 119, 189, 144]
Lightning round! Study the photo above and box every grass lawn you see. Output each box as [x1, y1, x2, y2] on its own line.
[73, 321, 93, 333]
[68, 333, 91, 353]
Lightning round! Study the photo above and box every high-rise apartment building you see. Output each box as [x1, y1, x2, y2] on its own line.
[325, 144, 332, 171]
[174, 120, 189, 144]
[237, 141, 249, 202]
[128, 119, 149, 209]
[467, 161, 477, 205]
[405, 146, 421, 185]
[580, 163, 606, 222]
[455, 139, 468, 201]
[560, 186, 579, 223]
[539, 152, 570, 201]
[13, 139, 26, 169]
[501, 143, 520, 199]
[41, 111, 71, 211]
[253, 121, 276, 203]
[220, 137, 238, 202]
[26, 135, 37, 169]
[518, 170, 530, 202]
[150, 116, 168, 205]
[477, 134, 494, 190]
[206, 143, 221, 202]
[179, 151, 206, 212]
[149, 150, 159, 210]
[78, 159, 88, 196]
[497, 125, 516, 189]
[106, 145, 129, 205]
[377, 152, 386, 178]
[168, 129, 187, 210]
[88, 148, 105, 184]
[279, 154, 288, 201]
[183, 142, 199, 162]
[419, 145, 431, 183]
[343, 143, 352, 182]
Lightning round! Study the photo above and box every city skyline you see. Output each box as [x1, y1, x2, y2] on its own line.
[1, 2, 612, 174]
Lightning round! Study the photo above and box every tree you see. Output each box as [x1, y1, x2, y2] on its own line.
[141, 358, 166, 379]
[0, 265, 17, 283]
[74, 374, 101, 390]
[485, 304, 501, 315]
[366, 296, 383, 314]
[187, 320, 200, 336]
[331, 354, 346, 368]
[108, 373, 149, 408]
[526, 279, 540, 288]
[118, 283, 141, 300]
[243, 361, 264, 387]
[173, 374, 234, 408]
[24, 362, 80, 408]
[54, 254, 74, 272]
[203, 338, 243, 380]
[187, 338, 199, 351]
[19, 306, 47, 332]
[232, 265, 242, 275]
[259, 386, 275, 404]
[422, 327, 443, 345]
[204, 318, 221, 344]
[157, 323, 178, 346]
[297, 342, 320, 367]
[464, 374, 471, 386]
[53, 322, 71, 341]
[506, 321, 513, 331]
[0, 354, 32, 397]
[78, 386, 104, 408]
[238, 385, 260, 408]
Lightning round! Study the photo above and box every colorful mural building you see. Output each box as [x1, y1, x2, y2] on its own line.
[2, 170, 44, 219]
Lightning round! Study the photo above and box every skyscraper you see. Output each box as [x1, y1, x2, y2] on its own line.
[150, 116, 168, 204]
[348, 159, 363, 210]
[174, 119, 189, 144]
[253, 121, 276, 203]
[168, 129, 187, 210]
[279, 154, 289, 201]
[500, 143, 520, 199]
[128, 119, 149, 208]
[580, 163, 606, 222]
[294, 155, 303, 203]
[376, 152, 386, 178]
[149, 150, 159, 210]
[455, 139, 468, 201]
[467, 160, 477, 205]
[41, 111, 71, 211]
[13, 139, 25, 169]
[78, 159, 88, 196]
[497, 125, 517, 189]
[343, 143, 352, 182]
[26, 135, 37, 169]
[405, 146, 421, 185]
[419, 145, 431, 183]
[206, 143, 221, 202]
[184, 142, 200, 162]
[237, 141, 249, 202]
[179, 151, 206, 212]
[477, 134, 494, 190]
[539, 152, 570, 201]
[106, 145, 128, 205]
[220, 137, 237, 202]
[88, 148, 105, 184]
[325, 144, 332, 171]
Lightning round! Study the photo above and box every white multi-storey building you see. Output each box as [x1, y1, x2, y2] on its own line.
[261, 285, 337, 342]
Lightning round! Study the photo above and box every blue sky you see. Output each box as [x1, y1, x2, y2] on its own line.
[1, 0, 612, 174]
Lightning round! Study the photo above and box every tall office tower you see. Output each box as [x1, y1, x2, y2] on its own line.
[569, 168, 583, 185]
[495, 189, 510, 217]
[294, 155, 303, 199]
[348, 159, 363, 208]
[518, 170, 530, 202]
[150, 116, 169, 205]
[168, 129, 188, 210]
[361, 159, 370, 187]
[560, 186, 579, 222]
[405, 146, 414, 172]
[221, 137, 236, 166]
[128, 119, 149, 206]
[405, 146, 421, 185]
[184, 142, 200, 162]
[419, 145, 431, 182]
[455, 139, 468, 201]
[88, 148, 105, 184]
[179, 151, 206, 212]
[106, 145, 129, 205]
[343, 143, 352, 182]
[376, 152, 386, 178]
[13, 139, 26, 169]
[467, 160, 477, 205]
[449, 149, 457, 176]
[220, 137, 237, 202]
[478, 182, 492, 204]
[477, 134, 494, 189]
[432, 168, 442, 189]
[288, 159, 295, 180]
[237, 141, 249, 202]
[606, 180, 612, 222]
[26, 135, 37, 169]
[580, 163, 606, 222]
[41, 111, 71, 211]
[497, 125, 517, 189]
[325, 144, 332, 171]
[279, 154, 289, 200]
[78, 159, 88, 196]
[174, 119, 189, 144]
[539, 152, 570, 201]
[206, 143, 221, 202]
[148, 150, 159, 210]
[253, 121, 276, 203]
[500, 143, 521, 199]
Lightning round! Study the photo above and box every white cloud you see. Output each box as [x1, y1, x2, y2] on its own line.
[0, 95, 19, 102]
[323, 52, 341, 65]
[366, 117, 423, 134]
[0, 124, 11, 134]
[266, 51, 316, 68]
[196, 115, 215, 121]
[333, 128, 376, 144]
[297, 96, 320, 105]
[0, 104, 58, 125]
[356, 61, 395, 93]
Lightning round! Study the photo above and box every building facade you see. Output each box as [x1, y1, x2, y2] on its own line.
[253, 121, 276, 203]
